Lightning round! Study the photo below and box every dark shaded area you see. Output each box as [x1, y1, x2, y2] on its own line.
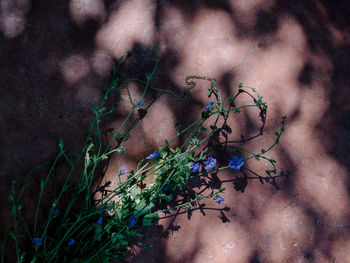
[254, 9, 279, 36]
[298, 62, 314, 85]
[249, 252, 262, 263]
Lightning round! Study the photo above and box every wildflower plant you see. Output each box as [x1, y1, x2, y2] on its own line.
[2, 50, 286, 262]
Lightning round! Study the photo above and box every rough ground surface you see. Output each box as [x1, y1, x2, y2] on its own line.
[1, 0, 349, 262]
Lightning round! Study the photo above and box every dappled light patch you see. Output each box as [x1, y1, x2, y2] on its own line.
[90, 49, 113, 76]
[0, 0, 30, 38]
[96, 0, 156, 58]
[69, 0, 106, 26]
[60, 54, 90, 84]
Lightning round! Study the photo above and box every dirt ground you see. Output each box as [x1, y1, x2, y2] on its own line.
[1, 0, 349, 262]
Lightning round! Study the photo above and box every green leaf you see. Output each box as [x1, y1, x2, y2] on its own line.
[238, 83, 243, 88]
[174, 122, 182, 133]
[58, 139, 64, 151]
[136, 243, 152, 249]
[130, 187, 140, 198]
[142, 212, 159, 226]
[11, 179, 18, 185]
[94, 225, 103, 242]
[159, 193, 173, 202]
[116, 146, 125, 154]
[135, 200, 155, 217]
[199, 151, 204, 160]
[201, 111, 209, 120]
[208, 83, 213, 97]
[261, 149, 266, 153]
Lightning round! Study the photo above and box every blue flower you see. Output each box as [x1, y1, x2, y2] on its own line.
[96, 216, 103, 225]
[120, 167, 128, 174]
[67, 238, 75, 247]
[191, 162, 200, 173]
[129, 215, 136, 227]
[203, 156, 217, 170]
[137, 101, 144, 107]
[49, 208, 60, 217]
[32, 237, 43, 246]
[205, 101, 214, 111]
[146, 151, 159, 160]
[213, 197, 224, 204]
[229, 156, 244, 170]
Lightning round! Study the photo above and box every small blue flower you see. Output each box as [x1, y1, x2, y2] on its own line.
[67, 238, 75, 247]
[213, 197, 224, 204]
[205, 101, 214, 111]
[96, 216, 103, 225]
[49, 208, 60, 217]
[146, 151, 160, 160]
[32, 237, 43, 246]
[129, 215, 136, 227]
[203, 156, 217, 170]
[257, 99, 262, 104]
[137, 101, 144, 107]
[120, 167, 128, 174]
[229, 156, 244, 170]
[191, 162, 200, 173]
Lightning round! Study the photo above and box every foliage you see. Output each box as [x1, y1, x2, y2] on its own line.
[2, 51, 286, 263]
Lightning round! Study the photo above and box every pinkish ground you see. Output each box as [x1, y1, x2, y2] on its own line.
[1, 0, 350, 262]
